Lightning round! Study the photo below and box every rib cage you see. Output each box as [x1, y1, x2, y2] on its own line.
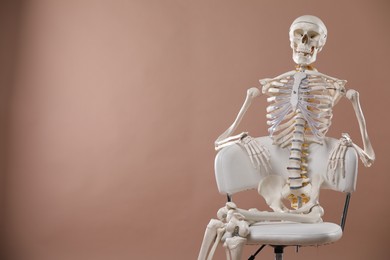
[261, 70, 346, 209]
[264, 72, 337, 147]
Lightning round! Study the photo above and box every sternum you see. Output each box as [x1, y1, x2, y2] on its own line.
[290, 71, 307, 111]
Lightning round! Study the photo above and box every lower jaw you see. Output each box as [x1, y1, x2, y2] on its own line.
[294, 55, 314, 65]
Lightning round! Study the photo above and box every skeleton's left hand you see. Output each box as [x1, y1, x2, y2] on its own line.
[327, 133, 352, 182]
[239, 134, 271, 171]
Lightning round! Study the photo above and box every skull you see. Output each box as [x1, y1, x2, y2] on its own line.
[289, 15, 327, 66]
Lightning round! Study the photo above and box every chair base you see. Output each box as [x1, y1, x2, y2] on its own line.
[248, 245, 284, 260]
[274, 246, 284, 260]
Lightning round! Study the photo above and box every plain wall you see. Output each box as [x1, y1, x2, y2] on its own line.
[0, 1, 21, 258]
[3, 0, 390, 259]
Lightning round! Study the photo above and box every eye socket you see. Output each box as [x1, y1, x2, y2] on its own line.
[308, 31, 320, 39]
[294, 29, 304, 37]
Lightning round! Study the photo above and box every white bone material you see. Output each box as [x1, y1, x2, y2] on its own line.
[289, 15, 327, 66]
[345, 89, 375, 166]
[224, 237, 247, 260]
[264, 70, 345, 146]
[198, 15, 374, 260]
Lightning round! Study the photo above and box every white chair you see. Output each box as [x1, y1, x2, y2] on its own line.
[213, 136, 358, 260]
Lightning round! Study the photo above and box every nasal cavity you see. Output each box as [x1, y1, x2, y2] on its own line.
[302, 34, 308, 44]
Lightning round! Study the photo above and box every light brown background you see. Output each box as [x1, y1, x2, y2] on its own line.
[1, 0, 389, 259]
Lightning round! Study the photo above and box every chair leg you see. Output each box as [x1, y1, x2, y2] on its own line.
[274, 246, 284, 260]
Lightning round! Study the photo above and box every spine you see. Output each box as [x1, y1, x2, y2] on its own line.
[286, 112, 310, 209]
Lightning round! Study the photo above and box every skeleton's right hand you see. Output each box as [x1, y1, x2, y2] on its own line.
[239, 133, 271, 171]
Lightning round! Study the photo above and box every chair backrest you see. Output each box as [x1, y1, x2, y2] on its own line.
[214, 137, 358, 197]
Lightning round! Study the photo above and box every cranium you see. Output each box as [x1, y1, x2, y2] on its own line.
[289, 15, 327, 66]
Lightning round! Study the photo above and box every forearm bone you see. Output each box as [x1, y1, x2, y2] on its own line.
[215, 87, 261, 150]
[346, 89, 375, 167]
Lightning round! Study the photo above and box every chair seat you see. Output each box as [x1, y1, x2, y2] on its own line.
[247, 222, 342, 246]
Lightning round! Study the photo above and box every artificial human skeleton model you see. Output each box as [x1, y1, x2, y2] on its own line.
[198, 15, 375, 260]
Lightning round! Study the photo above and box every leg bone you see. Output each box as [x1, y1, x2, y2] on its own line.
[236, 205, 323, 223]
[224, 237, 247, 260]
[198, 219, 225, 260]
